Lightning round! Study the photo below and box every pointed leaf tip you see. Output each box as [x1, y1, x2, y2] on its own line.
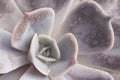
[12, 8, 55, 51]
[49, 33, 78, 79]
[29, 34, 50, 76]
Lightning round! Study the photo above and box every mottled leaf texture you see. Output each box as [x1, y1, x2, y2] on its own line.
[64, 64, 114, 80]
[14, 0, 74, 37]
[78, 37, 120, 73]
[49, 33, 78, 79]
[12, 8, 55, 51]
[0, 28, 29, 74]
[0, 0, 23, 32]
[59, 0, 114, 55]
[78, 1, 120, 72]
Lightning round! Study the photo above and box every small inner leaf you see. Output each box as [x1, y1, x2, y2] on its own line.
[38, 47, 50, 56]
[37, 47, 57, 62]
[37, 54, 56, 62]
[38, 34, 61, 61]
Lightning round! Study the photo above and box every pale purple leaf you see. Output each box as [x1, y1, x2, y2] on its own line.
[64, 64, 114, 80]
[12, 8, 55, 51]
[0, 28, 29, 74]
[78, 50, 120, 73]
[14, 0, 74, 37]
[29, 34, 50, 76]
[0, 0, 23, 32]
[49, 33, 78, 79]
[19, 65, 50, 80]
[0, 65, 30, 80]
[59, 0, 114, 55]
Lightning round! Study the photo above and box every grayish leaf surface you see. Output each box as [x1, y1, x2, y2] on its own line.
[12, 8, 55, 51]
[0, 0, 23, 32]
[59, 0, 114, 55]
[0, 28, 29, 74]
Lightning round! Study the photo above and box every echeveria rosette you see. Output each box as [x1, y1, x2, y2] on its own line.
[0, 7, 79, 80]
[0, 0, 117, 80]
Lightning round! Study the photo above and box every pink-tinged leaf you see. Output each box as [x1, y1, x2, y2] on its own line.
[19, 65, 50, 80]
[59, 0, 114, 55]
[0, 28, 29, 74]
[64, 64, 114, 80]
[14, 0, 74, 37]
[0, 0, 23, 32]
[0, 65, 30, 80]
[29, 34, 50, 76]
[12, 8, 55, 51]
[49, 33, 78, 79]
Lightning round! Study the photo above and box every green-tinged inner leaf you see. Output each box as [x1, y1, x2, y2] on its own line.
[37, 34, 61, 62]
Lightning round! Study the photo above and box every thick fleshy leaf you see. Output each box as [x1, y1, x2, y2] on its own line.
[14, 0, 74, 37]
[64, 64, 114, 80]
[0, 0, 23, 32]
[29, 33, 78, 78]
[20, 66, 69, 80]
[29, 34, 50, 76]
[79, 0, 119, 73]
[12, 8, 55, 51]
[38, 34, 61, 60]
[0, 28, 29, 74]
[19, 65, 50, 80]
[0, 65, 30, 80]
[58, 0, 114, 55]
[79, 11, 120, 73]
[49, 33, 78, 79]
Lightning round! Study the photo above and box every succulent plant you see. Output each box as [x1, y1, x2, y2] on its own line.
[0, 0, 120, 80]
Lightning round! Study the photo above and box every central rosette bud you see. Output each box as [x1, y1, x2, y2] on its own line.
[37, 34, 61, 62]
